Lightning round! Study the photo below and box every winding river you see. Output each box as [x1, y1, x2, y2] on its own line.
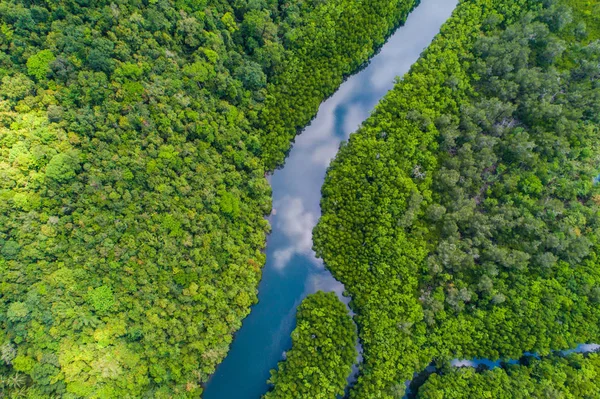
[203, 1, 458, 397]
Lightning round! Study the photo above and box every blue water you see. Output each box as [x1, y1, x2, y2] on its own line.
[451, 343, 600, 369]
[403, 344, 600, 397]
[203, 1, 458, 397]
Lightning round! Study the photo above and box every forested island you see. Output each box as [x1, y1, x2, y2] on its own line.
[263, 292, 356, 399]
[1, 0, 600, 398]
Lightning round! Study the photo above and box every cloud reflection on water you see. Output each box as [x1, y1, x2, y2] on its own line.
[272, 196, 319, 270]
[306, 272, 346, 301]
[203, 1, 460, 397]
[270, 0, 457, 272]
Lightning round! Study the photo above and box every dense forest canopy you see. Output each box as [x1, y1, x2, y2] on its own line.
[3, 0, 599, 397]
[263, 292, 357, 399]
[0, 0, 419, 397]
[314, 0, 600, 397]
[0, 1, 275, 397]
[416, 353, 600, 398]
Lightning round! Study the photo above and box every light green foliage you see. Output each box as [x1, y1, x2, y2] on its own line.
[219, 191, 240, 217]
[314, 0, 600, 397]
[417, 353, 600, 398]
[221, 12, 237, 33]
[121, 81, 144, 103]
[88, 286, 114, 313]
[565, 0, 600, 40]
[0, 73, 33, 101]
[183, 61, 215, 83]
[26, 49, 55, 80]
[6, 302, 29, 322]
[12, 355, 35, 374]
[264, 292, 357, 399]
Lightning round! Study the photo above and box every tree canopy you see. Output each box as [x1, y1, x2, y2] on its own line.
[263, 292, 357, 399]
[314, 0, 600, 397]
[417, 353, 600, 398]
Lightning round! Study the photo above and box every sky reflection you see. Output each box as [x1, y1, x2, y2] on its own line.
[270, 0, 458, 272]
[203, 1, 458, 398]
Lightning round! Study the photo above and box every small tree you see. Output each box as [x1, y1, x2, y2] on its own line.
[26, 50, 55, 80]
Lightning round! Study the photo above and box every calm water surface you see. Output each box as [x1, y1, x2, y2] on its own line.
[203, 1, 458, 397]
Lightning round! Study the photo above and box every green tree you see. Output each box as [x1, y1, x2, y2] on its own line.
[45, 153, 78, 182]
[264, 292, 357, 399]
[26, 49, 55, 80]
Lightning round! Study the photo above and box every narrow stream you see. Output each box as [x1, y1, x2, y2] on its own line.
[203, 1, 458, 397]
[404, 344, 600, 398]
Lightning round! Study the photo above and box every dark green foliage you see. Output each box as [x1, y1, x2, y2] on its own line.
[417, 353, 600, 398]
[263, 292, 357, 399]
[44, 153, 78, 182]
[314, 0, 600, 397]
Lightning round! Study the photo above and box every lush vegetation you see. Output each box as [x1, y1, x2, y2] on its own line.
[416, 353, 600, 398]
[263, 292, 357, 399]
[565, 0, 600, 41]
[314, 0, 600, 397]
[0, 0, 420, 397]
[4, 0, 598, 397]
[254, 0, 418, 168]
[0, 1, 273, 397]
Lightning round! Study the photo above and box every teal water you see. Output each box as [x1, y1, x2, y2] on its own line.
[403, 344, 600, 397]
[202, 1, 458, 397]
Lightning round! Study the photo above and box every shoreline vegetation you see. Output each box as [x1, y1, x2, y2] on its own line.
[262, 292, 357, 399]
[314, 0, 600, 397]
[404, 344, 600, 398]
[416, 352, 600, 398]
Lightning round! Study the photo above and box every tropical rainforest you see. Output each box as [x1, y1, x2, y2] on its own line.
[263, 292, 356, 399]
[2, 0, 600, 397]
[0, 0, 418, 397]
[314, 0, 600, 397]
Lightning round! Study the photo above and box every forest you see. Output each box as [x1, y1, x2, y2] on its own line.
[0, 0, 418, 397]
[416, 353, 600, 398]
[263, 292, 357, 399]
[2, 0, 600, 397]
[314, 0, 600, 397]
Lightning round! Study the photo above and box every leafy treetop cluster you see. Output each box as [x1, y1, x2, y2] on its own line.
[416, 353, 600, 398]
[1, 0, 276, 397]
[263, 292, 357, 399]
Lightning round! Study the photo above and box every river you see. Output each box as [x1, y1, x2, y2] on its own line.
[203, 0, 458, 397]
[402, 343, 600, 397]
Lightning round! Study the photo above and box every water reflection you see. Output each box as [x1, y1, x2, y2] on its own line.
[270, 0, 459, 273]
[272, 196, 319, 270]
[203, 0, 458, 398]
[403, 344, 600, 398]
[450, 344, 600, 368]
